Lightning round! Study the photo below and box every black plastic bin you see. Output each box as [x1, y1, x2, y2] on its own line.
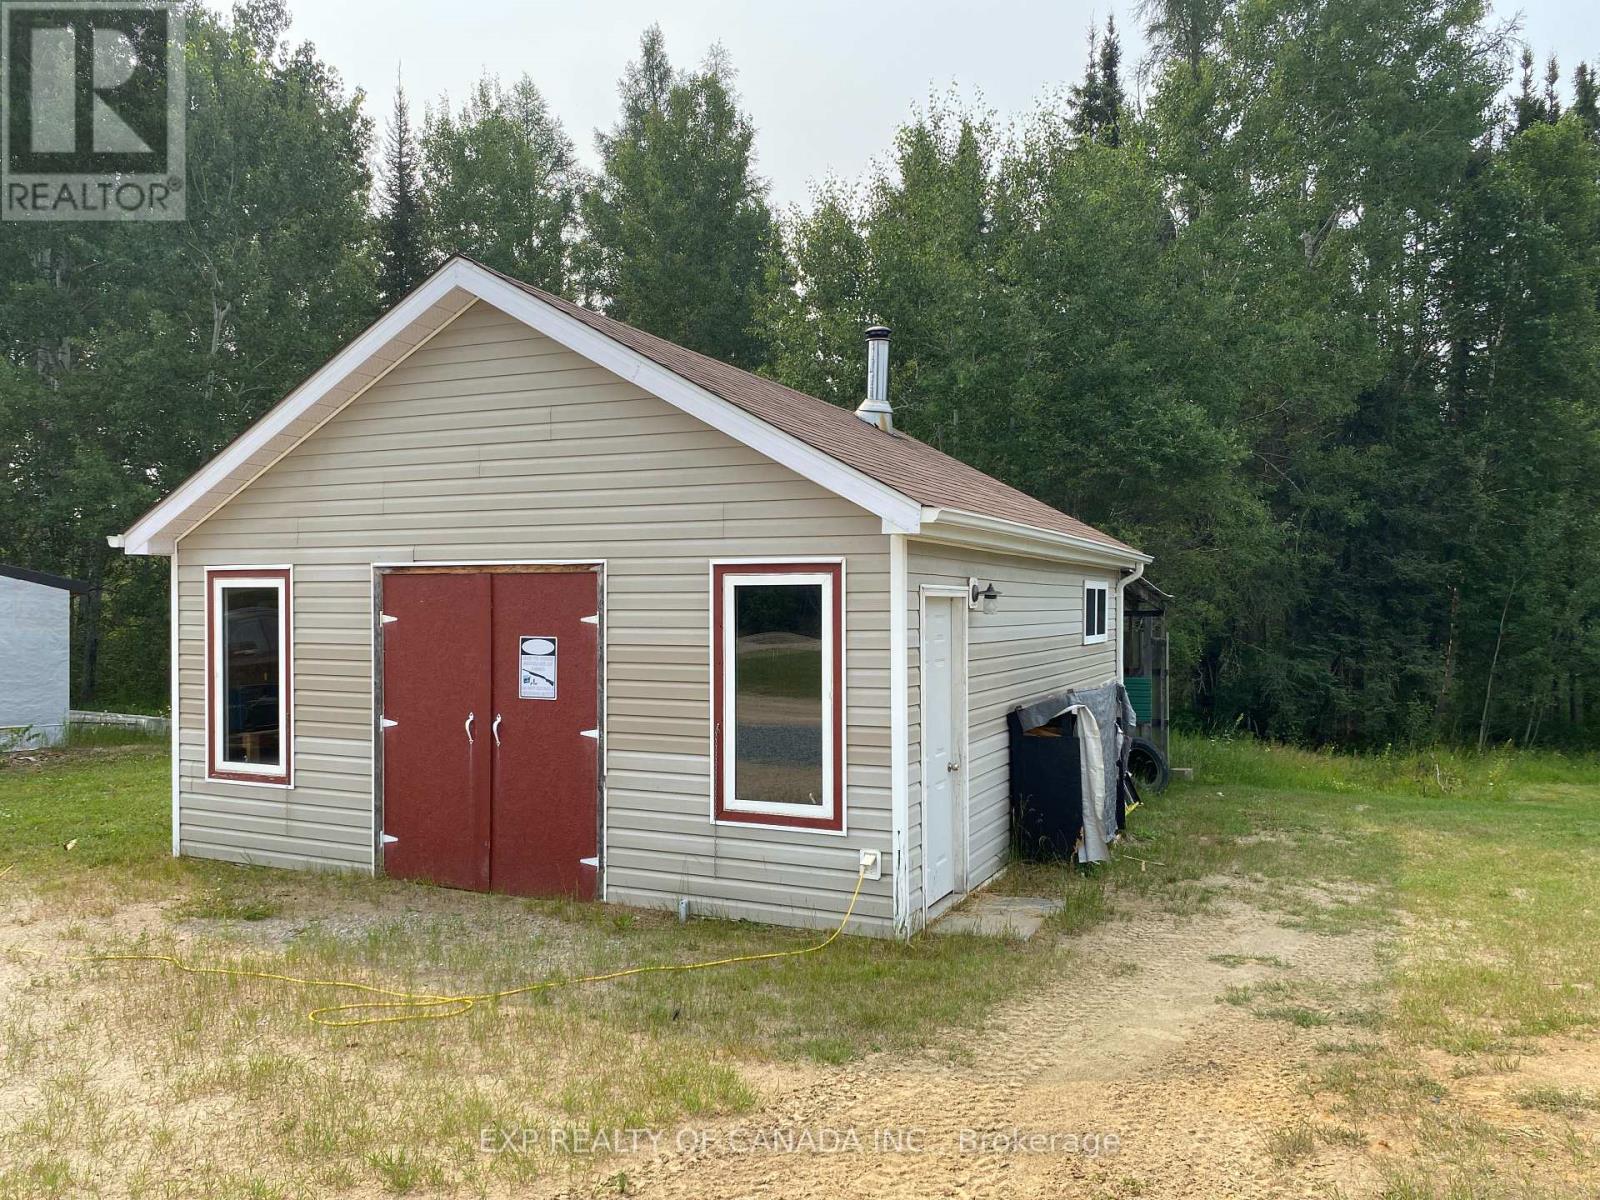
[1007, 706, 1084, 860]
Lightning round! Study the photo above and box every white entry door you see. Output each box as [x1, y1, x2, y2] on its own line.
[924, 596, 961, 905]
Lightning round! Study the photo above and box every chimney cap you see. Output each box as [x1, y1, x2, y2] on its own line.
[865, 325, 892, 340]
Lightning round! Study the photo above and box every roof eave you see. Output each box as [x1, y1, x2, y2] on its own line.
[471, 269, 923, 535]
[115, 257, 924, 556]
[117, 261, 481, 556]
[916, 506, 1151, 570]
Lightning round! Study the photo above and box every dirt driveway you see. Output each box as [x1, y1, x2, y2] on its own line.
[548, 893, 1383, 1200]
[1, 876, 1382, 1200]
[8, 746, 1599, 1199]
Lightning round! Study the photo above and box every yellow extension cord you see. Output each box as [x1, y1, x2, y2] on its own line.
[87, 866, 868, 1028]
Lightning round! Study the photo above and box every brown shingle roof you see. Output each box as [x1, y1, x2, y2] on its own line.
[479, 261, 1138, 555]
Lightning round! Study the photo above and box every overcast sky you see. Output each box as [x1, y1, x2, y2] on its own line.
[265, 0, 1598, 210]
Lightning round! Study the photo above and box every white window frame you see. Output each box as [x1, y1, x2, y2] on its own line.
[207, 568, 292, 786]
[1084, 580, 1109, 645]
[710, 558, 846, 834]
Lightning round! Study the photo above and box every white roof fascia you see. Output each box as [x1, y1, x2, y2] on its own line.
[468, 270, 922, 535]
[916, 506, 1152, 570]
[118, 267, 473, 555]
[117, 258, 923, 555]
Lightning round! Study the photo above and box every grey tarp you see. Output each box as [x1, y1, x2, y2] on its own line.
[1066, 682, 1136, 864]
[1011, 690, 1075, 732]
[1011, 682, 1136, 864]
[1069, 705, 1110, 862]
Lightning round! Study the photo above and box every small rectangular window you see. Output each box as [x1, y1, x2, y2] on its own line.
[712, 561, 844, 831]
[1084, 581, 1109, 644]
[208, 568, 291, 785]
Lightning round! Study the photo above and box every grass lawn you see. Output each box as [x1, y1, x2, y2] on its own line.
[3, 735, 1599, 1198]
[0, 744, 1050, 1198]
[995, 734, 1600, 1198]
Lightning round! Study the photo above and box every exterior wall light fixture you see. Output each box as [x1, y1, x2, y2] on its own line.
[969, 579, 1002, 614]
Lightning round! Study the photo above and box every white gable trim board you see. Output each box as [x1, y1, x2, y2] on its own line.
[119, 276, 480, 556]
[125, 272, 1147, 938]
[117, 257, 1152, 562]
[116, 259, 926, 557]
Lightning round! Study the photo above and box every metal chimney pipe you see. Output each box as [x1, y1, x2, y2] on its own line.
[855, 326, 893, 431]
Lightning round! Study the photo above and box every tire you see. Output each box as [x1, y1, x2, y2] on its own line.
[1127, 737, 1171, 793]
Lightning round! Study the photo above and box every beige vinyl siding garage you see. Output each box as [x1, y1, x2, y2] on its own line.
[903, 543, 1118, 923]
[175, 301, 896, 932]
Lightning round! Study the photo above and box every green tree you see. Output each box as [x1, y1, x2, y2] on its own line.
[1139, 0, 1228, 79]
[1444, 116, 1600, 745]
[377, 74, 430, 305]
[998, 113, 1273, 681]
[860, 108, 1014, 470]
[579, 27, 776, 368]
[419, 74, 580, 291]
[1127, 0, 1512, 741]
[0, 0, 378, 706]
[1515, 48, 1552, 131]
[1068, 15, 1129, 147]
[1573, 62, 1600, 138]
[763, 185, 871, 407]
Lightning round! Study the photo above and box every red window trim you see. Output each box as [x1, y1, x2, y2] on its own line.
[206, 567, 293, 786]
[712, 560, 845, 832]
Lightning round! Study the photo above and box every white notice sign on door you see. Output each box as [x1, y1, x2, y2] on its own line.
[519, 635, 557, 700]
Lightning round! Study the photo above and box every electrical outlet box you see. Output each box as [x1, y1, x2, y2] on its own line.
[859, 848, 882, 881]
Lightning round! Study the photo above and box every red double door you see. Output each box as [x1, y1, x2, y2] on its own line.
[380, 568, 598, 898]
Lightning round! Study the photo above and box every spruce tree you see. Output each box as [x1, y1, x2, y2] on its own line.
[1068, 22, 1104, 141]
[1544, 55, 1562, 122]
[1515, 48, 1548, 131]
[377, 76, 429, 305]
[1068, 15, 1128, 147]
[1098, 14, 1128, 147]
[1574, 62, 1600, 138]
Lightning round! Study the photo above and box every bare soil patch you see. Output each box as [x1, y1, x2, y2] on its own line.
[572, 895, 1385, 1200]
[6, 866, 1598, 1197]
[8, 741, 1600, 1198]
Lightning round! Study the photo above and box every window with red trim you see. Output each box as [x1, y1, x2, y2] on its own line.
[207, 568, 292, 785]
[712, 561, 844, 831]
